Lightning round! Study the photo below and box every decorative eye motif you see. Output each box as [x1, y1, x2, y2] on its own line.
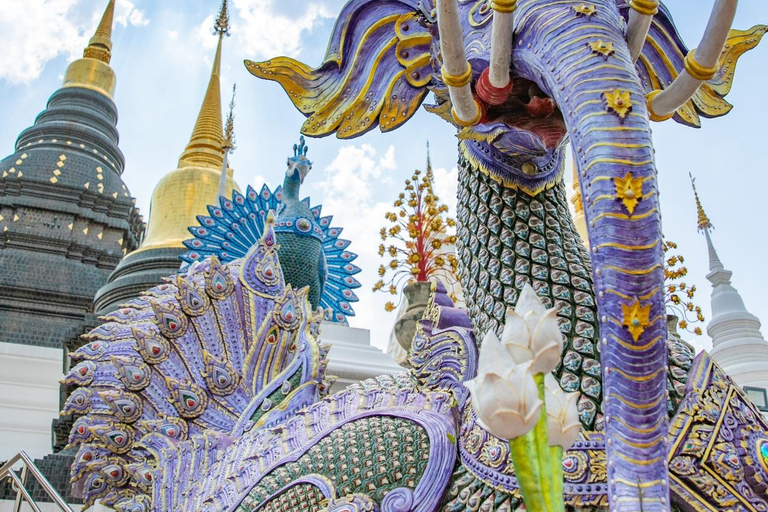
[133, 328, 170, 364]
[75, 340, 109, 360]
[64, 360, 96, 385]
[102, 461, 128, 486]
[166, 379, 208, 418]
[152, 301, 187, 339]
[178, 279, 210, 316]
[90, 424, 134, 454]
[102, 392, 143, 424]
[205, 258, 234, 299]
[64, 388, 93, 415]
[69, 417, 94, 444]
[115, 358, 151, 391]
[202, 351, 239, 395]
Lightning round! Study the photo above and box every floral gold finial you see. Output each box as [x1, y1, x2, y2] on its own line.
[603, 89, 633, 119]
[621, 298, 652, 342]
[589, 40, 615, 59]
[614, 172, 643, 214]
[573, 3, 597, 16]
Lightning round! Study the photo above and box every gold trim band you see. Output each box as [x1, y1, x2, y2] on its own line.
[646, 90, 674, 122]
[452, 101, 483, 127]
[628, 0, 659, 15]
[441, 62, 473, 88]
[684, 50, 719, 81]
[490, 0, 517, 13]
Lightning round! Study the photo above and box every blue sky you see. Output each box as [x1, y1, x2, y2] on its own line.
[1, 0, 767, 353]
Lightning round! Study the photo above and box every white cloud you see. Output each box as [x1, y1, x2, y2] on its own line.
[0, 0, 148, 85]
[318, 144, 399, 350]
[432, 166, 458, 215]
[115, 0, 149, 27]
[167, 30, 178, 40]
[232, 0, 334, 58]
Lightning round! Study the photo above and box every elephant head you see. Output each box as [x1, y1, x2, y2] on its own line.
[246, 1, 764, 510]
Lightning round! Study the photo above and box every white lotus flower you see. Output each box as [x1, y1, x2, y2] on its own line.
[464, 330, 543, 440]
[544, 374, 581, 449]
[501, 284, 564, 374]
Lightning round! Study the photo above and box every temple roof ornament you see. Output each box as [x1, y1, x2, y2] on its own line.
[83, 0, 115, 63]
[61, 0, 117, 98]
[178, 0, 230, 170]
[690, 174, 768, 397]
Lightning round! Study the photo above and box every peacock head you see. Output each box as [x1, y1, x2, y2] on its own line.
[286, 135, 312, 184]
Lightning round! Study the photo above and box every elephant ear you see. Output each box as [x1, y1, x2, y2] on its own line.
[245, 0, 434, 139]
[618, 1, 767, 127]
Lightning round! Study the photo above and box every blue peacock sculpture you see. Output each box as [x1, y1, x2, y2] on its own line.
[181, 137, 361, 324]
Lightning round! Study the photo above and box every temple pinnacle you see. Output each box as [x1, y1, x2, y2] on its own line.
[214, 0, 231, 37]
[690, 173, 713, 232]
[84, 0, 116, 63]
[425, 141, 433, 181]
[178, 2, 230, 169]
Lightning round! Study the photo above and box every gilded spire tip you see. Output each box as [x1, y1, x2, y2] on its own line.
[214, 0, 231, 37]
[690, 173, 713, 232]
[84, 0, 115, 63]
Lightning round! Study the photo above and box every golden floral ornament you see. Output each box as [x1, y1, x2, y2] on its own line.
[573, 3, 597, 16]
[589, 40, 615, 59]
[621, 297, 652, 342]
[545, 374, 581, 449]
[614, 171, 643, 215]
[464, 330, 543, 440]
[500, 283, 564, 374]
[603, 89, 633, 120]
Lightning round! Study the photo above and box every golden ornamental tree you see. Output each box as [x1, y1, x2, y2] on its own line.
[373, 159, 459, 311]
[663, 239, 705, 335]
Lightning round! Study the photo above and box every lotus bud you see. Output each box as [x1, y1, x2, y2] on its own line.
[464, 330, 543, 440]
[501, 284, 564, 374]
[544, 374, 581, 449]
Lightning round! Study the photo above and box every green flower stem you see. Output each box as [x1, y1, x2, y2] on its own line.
[533, 373, 564, 512]
[508, 431, 546, 511]
[550, 445, 565, 509]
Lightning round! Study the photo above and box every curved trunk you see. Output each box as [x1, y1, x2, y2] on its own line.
[514, 1, 669, 510]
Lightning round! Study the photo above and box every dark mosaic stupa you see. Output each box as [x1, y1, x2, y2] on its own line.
[0, 0, 143, 351]
[0, 1, 143, 500]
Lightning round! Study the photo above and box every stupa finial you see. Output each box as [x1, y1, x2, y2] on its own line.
[690, 172, 713, 233]
[83, 0, 115, 63]
[178, 1, 230, 169]
[214, 0, 231, 37]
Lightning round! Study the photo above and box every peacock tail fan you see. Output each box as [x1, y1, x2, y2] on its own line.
[181, 184, 361, 325]
[62, 216, 333, 510]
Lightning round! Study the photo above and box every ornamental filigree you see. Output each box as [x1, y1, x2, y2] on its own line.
[614, 172, 643, 214]
[603, 89, 633, 119]
[621, 298, 651, 341]
[589, 40, 615, 58]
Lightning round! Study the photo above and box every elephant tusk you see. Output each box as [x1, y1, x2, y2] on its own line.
[625, 0, 659, 63]
[476, 0, 516, 105]
[436, 0, 482, 126]
[648, 0, 738, 120]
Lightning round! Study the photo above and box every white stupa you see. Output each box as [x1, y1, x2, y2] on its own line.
[692, 176, 768, 413]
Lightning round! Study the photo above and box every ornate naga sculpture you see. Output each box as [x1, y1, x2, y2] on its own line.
[62, 1, 768, 512]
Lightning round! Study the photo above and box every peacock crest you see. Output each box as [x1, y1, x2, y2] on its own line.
[181, 137, 361, 324]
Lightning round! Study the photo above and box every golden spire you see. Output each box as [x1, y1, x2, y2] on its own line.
[84, 0, 115, 63]
[690, 173, 713, 232]
[61, 0, 117, 97]
[178, 0, 231, 169]
[425, 141, 434, 182]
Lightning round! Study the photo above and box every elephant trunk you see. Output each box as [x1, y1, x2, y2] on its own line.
[515, 1, 669, 510]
